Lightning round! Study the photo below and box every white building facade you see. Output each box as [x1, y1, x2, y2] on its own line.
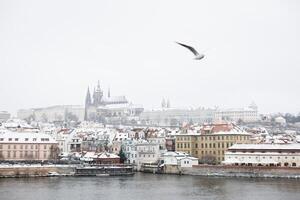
[223, 143, 300, 167]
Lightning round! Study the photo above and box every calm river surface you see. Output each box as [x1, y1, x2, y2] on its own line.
[1, 173, 300, 200]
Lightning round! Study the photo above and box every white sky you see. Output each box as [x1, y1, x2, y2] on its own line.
[0, 0, 299, 115]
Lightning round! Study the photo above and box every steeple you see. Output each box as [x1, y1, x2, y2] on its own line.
[84, 87, 91, 121]
[166, 99, 170, 108]
[161, 98, 166, 109]
[93, 81, 103, 106]
[97, 80, 101, 92]
[108, 87, 111, 98]
[85, 87, 91, 106]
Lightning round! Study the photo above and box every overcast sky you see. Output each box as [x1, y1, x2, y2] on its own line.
[0, 0, 299, 115]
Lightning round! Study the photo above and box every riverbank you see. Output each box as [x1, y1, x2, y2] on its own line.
[0, 164, 134, 178]
[0, 165, 75, 178]
[2, 164, 300, 179]
[182, 165, 300, 178]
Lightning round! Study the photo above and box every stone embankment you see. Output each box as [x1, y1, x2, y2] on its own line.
[182, 165, 300, 178]
[0, 165, 75, 178]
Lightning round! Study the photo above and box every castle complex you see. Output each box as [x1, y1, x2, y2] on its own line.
[84, 81, 144, 124]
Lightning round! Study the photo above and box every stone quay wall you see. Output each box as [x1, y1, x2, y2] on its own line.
[182, 165, 300, 178]
[0, 165, 75, 178]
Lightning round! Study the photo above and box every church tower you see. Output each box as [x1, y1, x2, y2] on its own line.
[93, 81, 103, 106]
[84, 87, 91, 121]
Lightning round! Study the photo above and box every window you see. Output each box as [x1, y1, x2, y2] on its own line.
[0, 138, 3, 141]
[14, 138, 19, 141]
[25, 138, 29, 141]
[8, 138, 12, 141]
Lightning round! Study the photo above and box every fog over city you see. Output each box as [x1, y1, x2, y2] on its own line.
[1, 0, 300, 115]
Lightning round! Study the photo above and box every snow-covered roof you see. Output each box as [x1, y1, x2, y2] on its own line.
[216, 107, 256, 112]
[162, 151, 190, 157]
[3, 119, 33, 129]
[102, 96, 128, 103]
[228, 143, 300, 151]
[0, 131, 57, 144]
[97, 152, 120, 159]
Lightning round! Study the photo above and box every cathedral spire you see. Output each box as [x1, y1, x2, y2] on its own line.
[85, 87, 91, 106]
[84, 87, 91, 121]
[97, 80, 101, 91]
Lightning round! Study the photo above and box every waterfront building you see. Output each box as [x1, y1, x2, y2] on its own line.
[0, 111, 10, 123]
[123, 139, 163, 170]
[80, 151, 120, 164]
[175, 123, 252, 163]
[160, 151, 198, 168]
[123, 140, 138, 165]
[0, 131, 58, 161]
[135, 142, 161, 170]
[223, 143, 300, 167]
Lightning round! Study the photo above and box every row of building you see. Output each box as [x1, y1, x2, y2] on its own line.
[2, 117, 300, 169]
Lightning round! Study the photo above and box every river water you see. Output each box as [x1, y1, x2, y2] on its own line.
[0, 173, 300, 200]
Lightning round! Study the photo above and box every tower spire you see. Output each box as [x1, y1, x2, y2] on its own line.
[84, 87, 92, 121]
[85, 87, 91, 105]
[97, 80, 101, 91]
[108, 87, 111, 98]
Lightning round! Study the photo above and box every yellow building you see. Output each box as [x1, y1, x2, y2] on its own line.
[175, 123, 252, 163]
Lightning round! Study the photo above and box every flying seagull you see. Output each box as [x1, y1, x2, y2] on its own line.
[176, 42, 204, 60]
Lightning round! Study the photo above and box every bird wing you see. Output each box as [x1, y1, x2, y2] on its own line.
[176, 42, 199, 56]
